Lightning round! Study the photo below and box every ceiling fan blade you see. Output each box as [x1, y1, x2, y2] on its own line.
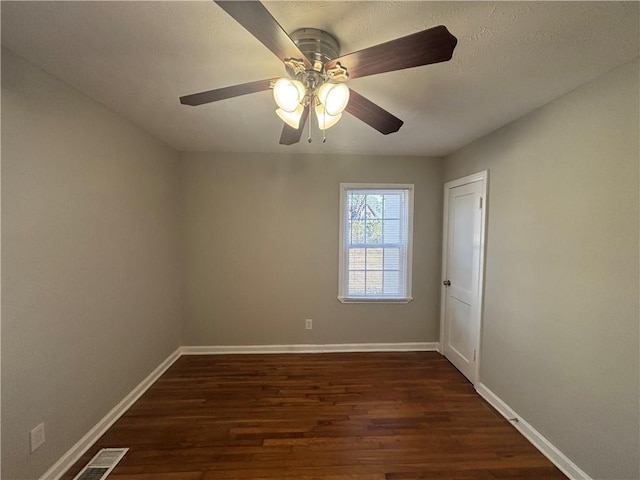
[215, 1, 311, 68]
[325, 25, 457, 80]
[345, 89, 404, 135]
[180, 78, 276, 106]
[279, 106, 309, 145]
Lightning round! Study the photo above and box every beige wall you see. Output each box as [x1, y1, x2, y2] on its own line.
[444, 59, 640, 479]
[179, 152, 444, 346]
[1, 49, 182, 479]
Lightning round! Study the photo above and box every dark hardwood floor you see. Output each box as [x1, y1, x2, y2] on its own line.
[62, 352, 567, 480]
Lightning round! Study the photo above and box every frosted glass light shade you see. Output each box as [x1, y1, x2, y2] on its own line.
[276, 104, 304, 129]
[315, 105, 342, 130]
[273, 78, 306, 112]
[317, 82, 350, 116]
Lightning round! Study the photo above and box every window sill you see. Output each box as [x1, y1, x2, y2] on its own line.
[337, 296, 413, 304]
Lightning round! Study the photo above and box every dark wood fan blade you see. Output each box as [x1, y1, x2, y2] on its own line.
[279, 106, 309, 145]
[180, 78, 276, 106]
[345, 89, 403, 135]
[215, 1, 311, 68]
[325, 25, 457, 80]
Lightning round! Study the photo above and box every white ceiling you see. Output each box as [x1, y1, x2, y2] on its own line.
[2, 1, 638, 157]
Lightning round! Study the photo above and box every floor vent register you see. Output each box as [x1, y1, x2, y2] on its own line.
[72, 448, 129, 480]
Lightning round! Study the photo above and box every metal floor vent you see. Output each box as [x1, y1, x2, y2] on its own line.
[72, 448, 129, 480]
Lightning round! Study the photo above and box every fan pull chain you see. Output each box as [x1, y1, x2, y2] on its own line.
[321, 108, 327, 143]
[308, 106, 312, 143]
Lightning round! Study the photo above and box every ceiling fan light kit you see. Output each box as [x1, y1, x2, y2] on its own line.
[271, 72, 349, 131]
[317, 82, 350, 117]
[315, 106, 342, 131]
[276, 104, 305, 130]
[273, 78, 306, 113]
[179, 0, 458, 145]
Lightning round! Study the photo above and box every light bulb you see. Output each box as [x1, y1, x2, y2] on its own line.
[273, 78, 306, 113]
[276, 104, 304, 129]
[317, 82, 350, 116]
[315, 105, 342, 130]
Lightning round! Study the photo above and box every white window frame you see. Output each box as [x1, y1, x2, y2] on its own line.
[338, 183, 414, 304]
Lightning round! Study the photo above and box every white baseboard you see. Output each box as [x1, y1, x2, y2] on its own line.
[41, 347, 182, 480]
[476, 383, 591, 480]
[180, 342, 440, 355]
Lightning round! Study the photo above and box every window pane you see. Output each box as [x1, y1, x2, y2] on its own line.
[366, 219, 383, 244]
[349, 271, 365, 295]
[366, 194, 383, 218]
[383, 271, 401, 295]
[384, 194, 401, 219]
[383, 219, 400, 244]
[365, 271, 383, 295]
[383, 248, 400, 270]
[349, 220, 365, 244]
[366, 248, 383, 270]
[349, 193, 366, 219]
[348, 248, 365, 270]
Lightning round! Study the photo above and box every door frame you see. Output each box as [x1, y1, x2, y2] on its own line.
[439, 170, 488, 387]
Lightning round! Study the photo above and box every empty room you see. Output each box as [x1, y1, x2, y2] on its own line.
[1, 1, 638, 480]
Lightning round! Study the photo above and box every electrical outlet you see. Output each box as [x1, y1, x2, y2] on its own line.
[305, 319, 312, 330]
[30, 422, 45, 453]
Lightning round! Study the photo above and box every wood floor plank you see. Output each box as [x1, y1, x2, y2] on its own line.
[61, 352, 567, 479]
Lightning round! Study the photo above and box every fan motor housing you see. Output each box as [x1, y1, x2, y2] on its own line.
[290, 28, 340, 71]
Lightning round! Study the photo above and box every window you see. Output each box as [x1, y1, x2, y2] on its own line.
[338, 183, 414, 303]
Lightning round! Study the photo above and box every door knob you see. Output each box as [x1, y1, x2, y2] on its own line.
[443, 280, 451, 286]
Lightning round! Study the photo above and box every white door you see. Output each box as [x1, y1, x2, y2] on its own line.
[441, 172, 487, 385]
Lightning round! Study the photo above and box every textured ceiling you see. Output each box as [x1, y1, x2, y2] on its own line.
[2, 1, 638, 157]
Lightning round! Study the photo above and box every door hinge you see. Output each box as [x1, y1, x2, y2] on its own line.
[479, 196, 483, 209]
[473, 349, 476, 362]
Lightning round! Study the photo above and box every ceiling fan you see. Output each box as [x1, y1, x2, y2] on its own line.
[180, 1, 458, 145]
